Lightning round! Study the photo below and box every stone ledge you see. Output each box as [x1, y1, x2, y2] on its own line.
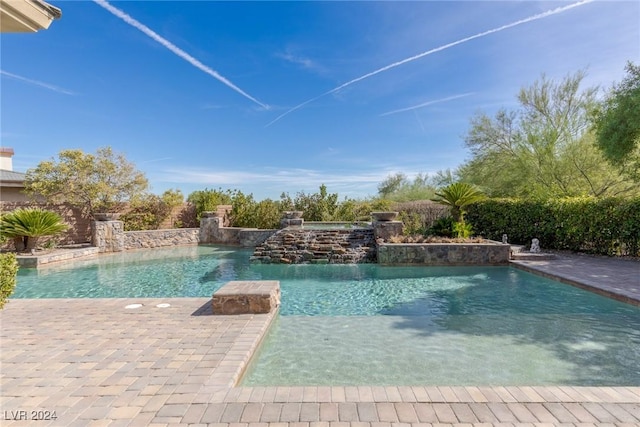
[16, 246, 100, 268]
[212, 280, 280, 315]
[511, 252, 557, 260]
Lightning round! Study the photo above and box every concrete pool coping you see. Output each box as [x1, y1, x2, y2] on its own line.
[1, 254, 639, 426]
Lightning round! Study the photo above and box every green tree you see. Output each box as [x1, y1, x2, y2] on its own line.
[24, 147, 148, 216]
[459, 71, 635, 198]
[431, 182, 485, 223]
[0, 208, 68, 251]
[377, 172, 441, 202]
[291, 184, 339, 221]
[186, 188, 233, 222]
[594, 62, 640, 182]
[121, 189, 184, 231]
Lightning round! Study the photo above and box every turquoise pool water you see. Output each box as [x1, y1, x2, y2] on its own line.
[14, 246, 640, 386]
[13, 245, 257, 298]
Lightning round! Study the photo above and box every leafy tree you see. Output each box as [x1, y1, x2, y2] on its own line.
[24, 147, 148, 216]
[121, 189, 184, 231]
[431, 182, 485, 223]
[377, 172, 442, 202]
[187, 188, 233, 222]
[378, 173, 407, 198]
[459, 71, 636, 198]
[290, 184, 339, 221]
[0, 253, 18, 309]
[0, 208, 68, 251]
[593, 62, 640, 182]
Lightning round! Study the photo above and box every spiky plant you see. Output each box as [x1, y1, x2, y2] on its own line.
[0, 208, 67, 252]
[431, 182, 485, 223]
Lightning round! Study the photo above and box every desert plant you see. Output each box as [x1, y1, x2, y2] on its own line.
[0, 253, 18, 309]
[432, 182, 485, 222]
[0, 208, 68, 252]
[427, 216, 455, 237]
[453, 221, 474, 238]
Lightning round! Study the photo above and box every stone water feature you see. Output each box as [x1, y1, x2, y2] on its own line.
[250, 227, 376, 264]
[250, 211, 403, 264]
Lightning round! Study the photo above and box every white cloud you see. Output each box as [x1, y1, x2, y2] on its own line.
[265, 0, 594, 127]
[93, 0, 269, 110]
[380, 93, 475, 117]
[0, 70, 76, 95]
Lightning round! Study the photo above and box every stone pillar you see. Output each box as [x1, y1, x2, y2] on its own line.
[280, 211, 304, 228]
[373, 221, 403, 242]
[91, 220, 124, 253]
[199, 215, 223, 243]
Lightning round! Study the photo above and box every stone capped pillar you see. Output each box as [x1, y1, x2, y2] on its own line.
[371, 211, 403, 242]
[199, 215, 222, 243]
[91, 220, 125, 253]
[373, 220, 403, 242]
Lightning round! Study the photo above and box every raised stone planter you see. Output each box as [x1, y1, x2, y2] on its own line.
[377, 241, 510, 265]
[16, 246, 100, 268]
[212, 281, 280, 315]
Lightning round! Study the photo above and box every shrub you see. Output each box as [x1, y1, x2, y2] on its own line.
[394, 200, 448, 233]
[187, 188, 233, 223]
[427, 216, 456, 237]
[399, 211, 424, 236]
[0, 253, 18, 309]
[121, 190, 183, 231]
[466, 197, 640, 256]
[0, 208, 68, 252]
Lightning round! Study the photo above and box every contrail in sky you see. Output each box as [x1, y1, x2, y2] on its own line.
[266, 0, 593, 127]
[380, 93, 474, 117]
[0, 70, 75, 95]
[93, 0, 268, 110]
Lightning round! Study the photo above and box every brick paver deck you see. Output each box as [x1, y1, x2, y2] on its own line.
[1, 254, 639, 426]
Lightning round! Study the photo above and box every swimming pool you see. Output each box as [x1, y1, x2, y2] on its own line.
[14, 246, 640, 386]
[14, 245, 256, 298]
[241, 265, 640, 386]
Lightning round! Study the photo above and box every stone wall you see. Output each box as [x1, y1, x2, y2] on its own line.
[251, 228, 376, 264]
[199, 216, 274, 247]
[377, 242, 510, 265]
[92, 220, 199, 252]
[123, 228, 199, 250]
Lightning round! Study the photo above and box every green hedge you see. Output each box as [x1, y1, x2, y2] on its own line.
[0, 253, 19, 309]
[466, 197, 640, 256]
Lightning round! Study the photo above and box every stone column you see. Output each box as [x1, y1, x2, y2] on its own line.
[199, 212, 223, 244]
[91, 220, 125, 253]
[373, 221, 403, 241]
[280, 211, 304, 228]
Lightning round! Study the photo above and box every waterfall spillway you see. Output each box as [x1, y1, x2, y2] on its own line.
[250, 227, 376, 264]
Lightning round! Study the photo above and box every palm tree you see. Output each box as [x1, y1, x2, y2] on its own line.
[0, 208, 67, 252]
[431, 182, 485, 222]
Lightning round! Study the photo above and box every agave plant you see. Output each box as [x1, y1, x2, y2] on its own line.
[0, 208, 67, 252]
[431, 182, 485, 223]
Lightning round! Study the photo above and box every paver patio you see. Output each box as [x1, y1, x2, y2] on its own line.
[1, 253, 638, 426]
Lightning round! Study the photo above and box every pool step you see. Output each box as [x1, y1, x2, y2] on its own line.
[212, 280, 280, 315]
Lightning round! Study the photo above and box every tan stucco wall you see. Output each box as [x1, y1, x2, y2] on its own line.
[0, 186, 29, 202]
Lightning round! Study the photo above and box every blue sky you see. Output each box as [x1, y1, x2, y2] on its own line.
[1, 0, 638, 201]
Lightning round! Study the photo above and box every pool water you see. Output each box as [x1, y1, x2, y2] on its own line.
[14, 245, 257, 298]
[241, 265, 640, 386]
[14, 246, 640, 386]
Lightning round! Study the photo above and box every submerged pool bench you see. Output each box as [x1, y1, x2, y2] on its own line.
[212, 280, 280, 315]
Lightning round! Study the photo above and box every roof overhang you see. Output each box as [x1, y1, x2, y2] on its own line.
[0, 0, 61, 32]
